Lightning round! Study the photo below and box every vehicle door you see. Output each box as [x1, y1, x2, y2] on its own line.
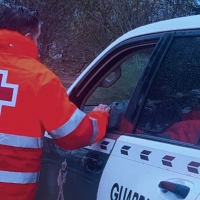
[97, 30, 200, 200]
[36, 33, 169, 200]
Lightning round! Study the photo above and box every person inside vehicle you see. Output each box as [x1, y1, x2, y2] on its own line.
[108, 99, 200, 145]
[0, 5, 110, 200]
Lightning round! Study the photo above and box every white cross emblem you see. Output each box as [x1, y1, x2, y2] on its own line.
[0, 70, 18, 114]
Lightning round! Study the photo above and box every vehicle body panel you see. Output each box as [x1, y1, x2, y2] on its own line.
[98, 136, 200, 199]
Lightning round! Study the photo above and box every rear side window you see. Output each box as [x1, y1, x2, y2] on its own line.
[137, 35, 200, 145]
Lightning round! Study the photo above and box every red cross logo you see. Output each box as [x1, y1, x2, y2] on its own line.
[0, 70, 18, 113]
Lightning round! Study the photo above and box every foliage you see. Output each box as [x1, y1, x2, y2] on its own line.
[0, 0, 197, 78]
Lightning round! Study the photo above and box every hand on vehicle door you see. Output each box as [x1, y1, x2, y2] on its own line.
[93, 104, 110, 113]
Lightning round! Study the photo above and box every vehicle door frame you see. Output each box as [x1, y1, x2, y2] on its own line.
[69, 33, 166, 110]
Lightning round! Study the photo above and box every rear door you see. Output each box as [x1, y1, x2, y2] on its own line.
[97, 30, 200, 199]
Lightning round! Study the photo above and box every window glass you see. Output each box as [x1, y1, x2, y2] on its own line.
[85, 45, 156, 131]
[137, 36, 200, 145]
[86, 48, 153, 106]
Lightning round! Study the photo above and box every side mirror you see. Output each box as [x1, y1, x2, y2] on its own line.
[100, 67, 121, 88]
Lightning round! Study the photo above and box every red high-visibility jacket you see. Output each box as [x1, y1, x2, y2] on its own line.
[0, 30, 109, 200]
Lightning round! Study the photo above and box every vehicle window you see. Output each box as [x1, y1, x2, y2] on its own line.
[86, 50, 152, 106]
[84, 45, 157, 131]
[136, 35, 200, 145]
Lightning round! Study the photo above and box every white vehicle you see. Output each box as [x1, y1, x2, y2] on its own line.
[37, 14, 200, 200]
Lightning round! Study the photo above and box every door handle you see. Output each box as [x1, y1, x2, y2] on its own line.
[158, 181, 190, 199]
[82, 153, 103, 172]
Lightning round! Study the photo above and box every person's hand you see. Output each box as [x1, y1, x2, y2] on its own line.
[92, 104, 110, 113]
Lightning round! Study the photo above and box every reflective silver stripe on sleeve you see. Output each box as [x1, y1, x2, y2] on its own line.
[0, 170, 39, 184]
[0, 132, 43, 148]
[89, 118, 98, 145]
[50, 108, 86, 139]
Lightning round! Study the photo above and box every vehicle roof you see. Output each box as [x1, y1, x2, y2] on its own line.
[68, 14, 200, 94]
[114, 14, 200, 45]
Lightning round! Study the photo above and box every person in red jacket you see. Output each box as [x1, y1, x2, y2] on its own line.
[0, 5, 110, 200]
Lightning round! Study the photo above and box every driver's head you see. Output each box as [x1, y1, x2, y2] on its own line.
[0, 5, 42, 46]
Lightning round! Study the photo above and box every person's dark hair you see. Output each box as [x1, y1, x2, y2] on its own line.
[0, 5, 42, 37]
